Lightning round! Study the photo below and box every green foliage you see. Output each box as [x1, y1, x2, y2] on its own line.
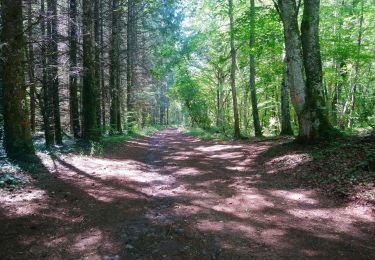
[182, 127, 231, 142]
[0, 173, 24, 188]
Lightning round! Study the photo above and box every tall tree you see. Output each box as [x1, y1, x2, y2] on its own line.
[127, 0, 137, 130]
[228, 0, 241, 139]
[109, 0, 122, 134]
[41, 0, 55, 146]
[69, 0, 81, 138]
[276, 0, 334, 142]
[94, 0, 102, 129]
[47, 0, 62, 144]
[300, 0, 334, 139]
[27, 0, 36, 133]
[82, 0, 99, 140]
[1, 0, 34, 157]
[249, 0, 262, 137]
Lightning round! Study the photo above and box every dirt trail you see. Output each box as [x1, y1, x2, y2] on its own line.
[0, 129, 374, 259]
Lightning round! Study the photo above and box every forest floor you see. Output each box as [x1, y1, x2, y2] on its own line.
[0, 129, 374, 259]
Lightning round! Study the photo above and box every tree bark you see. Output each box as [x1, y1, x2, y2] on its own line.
[82, 0, 99, 140]
[41, 0, 55, 146]
[110, 0, 120, 134]
[94, 0, 102, 129]
[301, 0, 334, 139]
[249, 0, 262, 137]
[127, 0, 136, 130]
[280, 71, 293, 135]
[47, 0, 62, 144]
[1, 0, 34, 157]
[27, 0, 36, 133]
[69, 0, 81, 138]
[228, 0, 241, 139]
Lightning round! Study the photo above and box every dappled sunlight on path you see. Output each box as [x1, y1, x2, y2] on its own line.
[0, 129, 374, 259]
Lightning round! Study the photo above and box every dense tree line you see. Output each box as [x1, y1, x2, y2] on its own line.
[171, 0, 374, 140]
[0, 0, 374, 159]
[0, 0, 181, 158]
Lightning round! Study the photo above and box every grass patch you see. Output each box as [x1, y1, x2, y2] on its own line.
[181, 127, 232, 142]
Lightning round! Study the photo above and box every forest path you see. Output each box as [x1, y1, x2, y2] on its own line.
[1, 129, 374, 259]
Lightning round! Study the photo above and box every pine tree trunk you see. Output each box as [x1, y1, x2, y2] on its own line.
[127, 0, 136, 130]
[100, 3, 106, 131]
[1, 0, 34, 157]
[69, 0, 81, 138]
[47, 0, 62, 144]
[41, 0, 55, 146]
[110, 0, 119, 134]
[82, 0, 99, 140]
[27, 0, 36, 133]
[249, 0, 262, 137]
[94, 0, 102, 129]
[228, 0, 241, 139]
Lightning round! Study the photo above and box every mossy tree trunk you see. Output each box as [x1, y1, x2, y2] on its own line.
[277, 0, 334, 142]
[300, 0, 334, 141]
[1, 0, 34, 157]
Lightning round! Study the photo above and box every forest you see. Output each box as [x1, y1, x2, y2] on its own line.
[0, 0, 374, 258]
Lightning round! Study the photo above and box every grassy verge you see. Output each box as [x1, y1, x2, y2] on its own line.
[181, 127, 233, 142]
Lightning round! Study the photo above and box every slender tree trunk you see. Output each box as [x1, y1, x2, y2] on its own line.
[41, 0, 55, 146]
[1, 0, 34, 157]
[82, 0, 99, 140]
[69, 0, 81, 138]
[27, 0, 36, 133]
[110, 0, 119, 134]
[348, 0, 364, 127]
[94, 0, 102, 129]
[127, 0, 136, 130]
[228, 0, 241, 139]
[47, 0, 62, 144]
[280, 71, 293, 135]
[0, 12, 4, 144]
[100, 0, 106, 130]
[249, 0, 262, 137]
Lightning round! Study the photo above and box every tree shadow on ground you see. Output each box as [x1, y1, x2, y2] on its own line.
[0, 130, 374, 259]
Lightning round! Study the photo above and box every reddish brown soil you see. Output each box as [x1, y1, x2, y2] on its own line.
[0, 129, 374, 259]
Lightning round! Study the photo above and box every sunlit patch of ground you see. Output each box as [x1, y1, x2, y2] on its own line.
[1, 129, 374, 259]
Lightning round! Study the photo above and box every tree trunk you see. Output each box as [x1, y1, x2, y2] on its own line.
[301, 0, 334, 140]
[1, 0, 34, 157]
[348, 0, 364, 127]
[228, 0, 241, 139]
[280, 71, 293, 135]
[47, 0, 62, 144]
[110, 0, 119, 134]
[27, 0, 36, 133]
[249, 0, 262, 137]
[94, 0, 102, 129]
[82, 0, 99, 140]
[100, 0, 106, 131]
[41, 0, 55, 146]
[69, 0, 81, 138]
[127, 0, 136, 130]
